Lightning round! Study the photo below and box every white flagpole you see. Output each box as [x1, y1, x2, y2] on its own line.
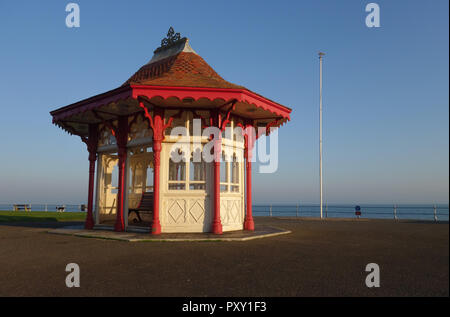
[319, 52, 325, 219]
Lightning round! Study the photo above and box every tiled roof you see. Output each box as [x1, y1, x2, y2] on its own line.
[123, 51, 246, 90]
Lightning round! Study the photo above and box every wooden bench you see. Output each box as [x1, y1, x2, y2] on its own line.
[128, 192, 154, 223]
[13, 204, 31, 212]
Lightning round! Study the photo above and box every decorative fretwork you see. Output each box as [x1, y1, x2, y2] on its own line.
[165, 110, 186, 137]
[98, 124, 117, 147]
[128, 114, 152, 141]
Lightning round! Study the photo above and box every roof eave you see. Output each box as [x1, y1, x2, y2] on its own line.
[130, 84, 291, 118]
[50, 84, 291, 125]
[49, 85, 133, 117]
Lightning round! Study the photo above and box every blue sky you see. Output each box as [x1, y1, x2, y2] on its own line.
[0, 0, 448, 204]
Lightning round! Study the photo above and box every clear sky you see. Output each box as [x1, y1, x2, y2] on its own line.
[0, 0, 448, 205]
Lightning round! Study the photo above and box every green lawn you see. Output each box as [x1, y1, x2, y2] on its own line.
[0, 211, 86, 222]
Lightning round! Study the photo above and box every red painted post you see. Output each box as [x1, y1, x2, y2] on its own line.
[243, 125, 255, 231]
[210, 109, 223, 234]
[151, 142, 162, 234]
[139, 103, 176, 235]
[151, 113, 163, 234]
[244, 159, 254, 231]
[212, 136, 223, 234]
[114, 116, 128, 232]
[84, 124, 98, 229]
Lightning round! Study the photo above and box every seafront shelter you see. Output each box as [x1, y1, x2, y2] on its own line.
[50, 28, 291, 234]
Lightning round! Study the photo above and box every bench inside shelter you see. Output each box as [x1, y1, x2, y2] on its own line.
[128, 192, 154, 223]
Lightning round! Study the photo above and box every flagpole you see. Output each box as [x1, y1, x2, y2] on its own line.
[319, 52, 325, 219]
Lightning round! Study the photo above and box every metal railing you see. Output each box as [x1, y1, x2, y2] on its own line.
[0, 204, 87, 213]
[1, 203, 449, 221]
[252, 204, 449, 222]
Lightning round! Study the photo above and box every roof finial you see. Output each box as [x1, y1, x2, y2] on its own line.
[154, 27, 187, 54]
[161, 27, 181, 47]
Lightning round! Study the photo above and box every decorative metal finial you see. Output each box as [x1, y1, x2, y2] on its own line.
[161, 27, 181, 48]
[153, 27, 186, 54]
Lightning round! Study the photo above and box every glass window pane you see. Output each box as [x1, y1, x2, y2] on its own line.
[220, 153, 228, 183]
[190, 160, 206, 181]
[231, 155, 239, 184]
[189, 148, 206, 191]
[169, 157, 185, 181]
[146, 165, 154, 191]
[111, 164, 118, 193]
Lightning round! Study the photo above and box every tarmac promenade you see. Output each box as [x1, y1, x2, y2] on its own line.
[0, 217, 448, 296]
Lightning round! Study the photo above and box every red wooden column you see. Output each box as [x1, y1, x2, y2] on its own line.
[212, 136, 223, 234]
[151, 108, 165, 235]
[84, 124, 98, 229]
[243, 123, 256, 231]
[244, 152, 254, 231]
[152, 138, 162, 234]
[114, 116, 128, 232]
[139, 102, 174, 235]
[211, 110, 223, 234]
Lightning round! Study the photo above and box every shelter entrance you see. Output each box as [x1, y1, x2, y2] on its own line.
[97, 152, 119, 225]
[127, 145, 154, 227]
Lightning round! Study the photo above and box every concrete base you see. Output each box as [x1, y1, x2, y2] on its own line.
[48, 225, 291, 242]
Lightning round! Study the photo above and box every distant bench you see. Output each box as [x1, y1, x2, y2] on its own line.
[13, 204, 31, 212]
[128, 192, 154, 223]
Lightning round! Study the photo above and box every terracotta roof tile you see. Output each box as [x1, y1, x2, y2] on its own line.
[123, 52, 246, 90]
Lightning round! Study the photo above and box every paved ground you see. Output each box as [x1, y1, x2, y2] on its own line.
[0, 217, 448, 296]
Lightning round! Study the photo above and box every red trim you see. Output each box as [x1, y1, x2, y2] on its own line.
[152, 138, 162, 235]
[244, 159, 254, 231]
[239, 122, 256, 231]
[132, 85, 291, 119]
[211, 111, 223, 234]
[50, 85, 291, 125]
[212, 148, 223, 234]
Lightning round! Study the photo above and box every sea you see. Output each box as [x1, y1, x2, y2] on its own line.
[0, 203, 448, 221]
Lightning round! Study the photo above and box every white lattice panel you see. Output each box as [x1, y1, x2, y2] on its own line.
[187, 199, 206, 223]
[161, 196, 211, 232]
[220, 197, 242, 226]
[166, 199, 186, 224]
